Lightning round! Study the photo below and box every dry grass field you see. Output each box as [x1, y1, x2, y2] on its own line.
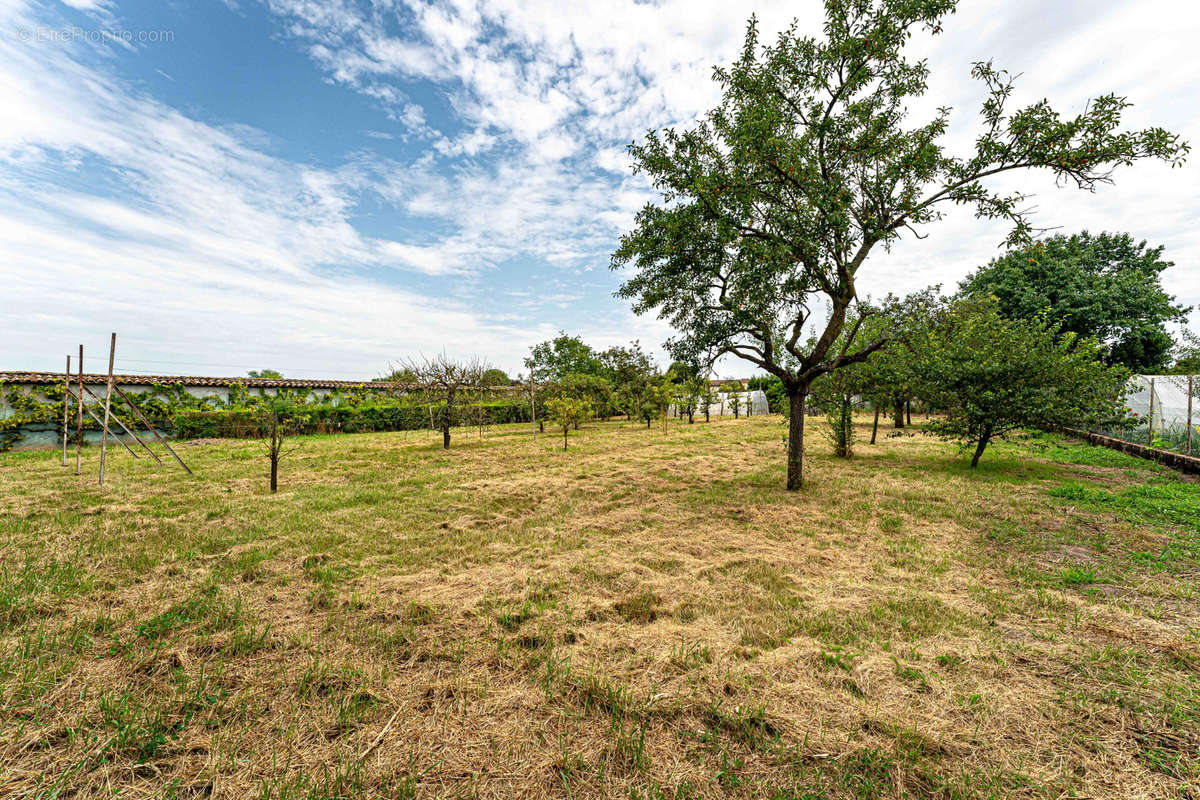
[1, 416, 1198, 799]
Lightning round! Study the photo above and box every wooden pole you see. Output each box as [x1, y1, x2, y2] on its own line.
[77, 383, 154, 462]
[531, 372, 537, 442]
[98, 332, 116, 485]
[68, 390, 140, 458]
[112, 385, 192, 474]
[1188, 375, 1194, 457]
[61, 355, 71, 467]
[1148, 378, 1155, 446]
[75, 344, 83, 475]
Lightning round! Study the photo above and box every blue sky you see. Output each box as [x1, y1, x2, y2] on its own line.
[2, 0, 1198, 378]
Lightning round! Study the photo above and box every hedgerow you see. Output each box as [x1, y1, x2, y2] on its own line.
[0, 380, 537, 448]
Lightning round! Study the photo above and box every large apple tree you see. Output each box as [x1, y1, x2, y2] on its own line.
[610, 0, 1187, 489]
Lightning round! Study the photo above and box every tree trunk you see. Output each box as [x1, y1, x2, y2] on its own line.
[563, 427, 568, 451]
[893, 398, 905, 429]
[906, 401, 911, 426]
[786, 390, 807, 491]
[704, 409, 709, 423]
[688, 411, 694, 424]
[870, 405, 880, 444]
[969, 426, 992, 468]
[269, 454, 278, 493]
[442, 423, 450, 449]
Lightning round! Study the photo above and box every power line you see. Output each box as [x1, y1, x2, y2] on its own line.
[112, 365, 386, 380]
[113, 360, 387, 377]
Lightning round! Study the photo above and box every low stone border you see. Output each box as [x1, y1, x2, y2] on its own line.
[1063, 427, 1200, 475]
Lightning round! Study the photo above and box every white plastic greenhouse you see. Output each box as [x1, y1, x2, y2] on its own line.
[1123, 374, 1198, 454]
[670, 389, 769, 417]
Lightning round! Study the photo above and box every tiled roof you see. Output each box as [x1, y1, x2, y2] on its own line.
[0, 371, 397, 390]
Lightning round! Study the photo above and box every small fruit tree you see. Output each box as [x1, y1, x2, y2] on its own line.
[260, 398, 301, 493]
[545, 395, 593, 451]
[396, 354, 488, 449]
[721, 382, 744, 418]
[914, 298, 1129, 467]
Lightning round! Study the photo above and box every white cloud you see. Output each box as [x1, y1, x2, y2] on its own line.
[0, 0, 596, 374]
[263, 0, 1200, 335]
[3, 0, 1198, 380]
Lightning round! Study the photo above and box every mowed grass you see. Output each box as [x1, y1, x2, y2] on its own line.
[1, 416, 1198, 799]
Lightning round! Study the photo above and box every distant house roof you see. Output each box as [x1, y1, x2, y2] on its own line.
[0, 371, 395, 390]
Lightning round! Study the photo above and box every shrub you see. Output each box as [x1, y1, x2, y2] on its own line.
[172, 401, 531, 440]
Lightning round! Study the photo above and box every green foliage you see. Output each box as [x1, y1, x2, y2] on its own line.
[850, 289, 946, 426]
[721, 382, 744, 418]
[826, 396, 855, 458]
[598, 342, 658, 414]
[610, 2, 1183, 487]
[526, 333, 602, 382]
[556, 373, 614, 418]
[649, 373, 677, 430]
[173, 400, 532, 440]
[247, 369, 284, 379]
[377, 367, 418, 384]
[481, 368, 511, 386]
[746, 375, 785, 413]
[811, 365, 858, 457]
[959, 232, 1191, 371]
[1167, 328, 1200, 375]
[0, 380, 67, 450]
[914, 298, 1130, 467]
[673, 375, 705, 423]
[528, 336, 659, 422]
[544, 395, 593, 450]
[668, 361, 700, 381]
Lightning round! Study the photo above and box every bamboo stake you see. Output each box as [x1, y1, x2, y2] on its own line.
[98, 332, 116, 485]
[75, 345, 83, 475]
[61, 355, 71, 466]
[112, 385, 192, 474]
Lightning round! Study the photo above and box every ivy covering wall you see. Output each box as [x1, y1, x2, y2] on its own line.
[0, 381, 537, 450]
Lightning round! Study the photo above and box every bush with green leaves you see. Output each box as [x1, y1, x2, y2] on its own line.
[914, 298, 1130, 467]
[721, 382, 744, 418]
[673, 375, 705, 423]
[544, 395, 593, 450]
[557, 373, 615, 420]
[811, 368, 862, 458]
[649, 373, 677, 432]
[172, 400, 531, 440]
[959, 231, 1191, 371]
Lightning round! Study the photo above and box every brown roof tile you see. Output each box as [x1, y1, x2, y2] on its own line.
[0, 371, 394, 390]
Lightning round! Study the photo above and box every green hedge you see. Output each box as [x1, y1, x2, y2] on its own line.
[172, 401, 535, 440]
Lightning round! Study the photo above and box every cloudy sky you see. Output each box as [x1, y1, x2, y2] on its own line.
[2, 0, 1197, 378]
